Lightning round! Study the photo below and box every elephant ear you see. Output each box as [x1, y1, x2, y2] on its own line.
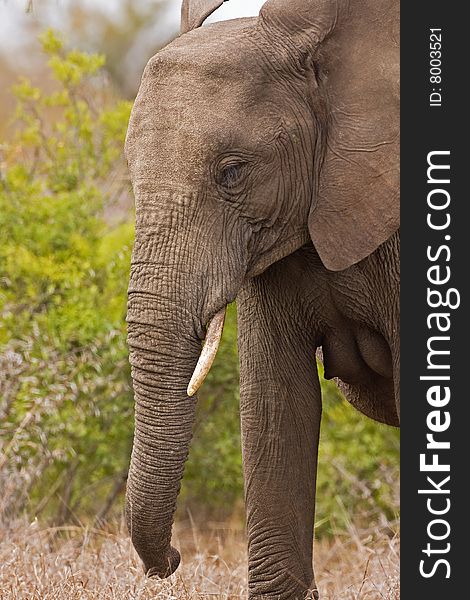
[181, 0, 228, 34]
[260, 0, 399, 271]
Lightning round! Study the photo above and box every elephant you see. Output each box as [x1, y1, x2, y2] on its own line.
[124, 0, 399, 598]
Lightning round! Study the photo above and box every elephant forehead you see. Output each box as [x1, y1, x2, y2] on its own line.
[152, 17, 259, 77]
[142, 44, 266, 114]
[133, 18, 278, 122]
[125, 20, 289, 181]
[126, 87, 246, 182]
[126, 78, 282, 180]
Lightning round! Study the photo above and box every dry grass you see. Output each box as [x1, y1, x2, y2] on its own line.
[0, 518, 399, 599]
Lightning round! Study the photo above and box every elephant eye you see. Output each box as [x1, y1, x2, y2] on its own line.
[216, 161, 247, 193]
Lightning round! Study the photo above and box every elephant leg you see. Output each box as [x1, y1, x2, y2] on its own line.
[237, 257, 321, 600]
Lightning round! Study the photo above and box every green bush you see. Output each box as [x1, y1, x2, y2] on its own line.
[0, 31, 399, 534]
[0, 30, 134, 522]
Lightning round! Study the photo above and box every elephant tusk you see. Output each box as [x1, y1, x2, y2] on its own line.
[187, 307, 226, 397]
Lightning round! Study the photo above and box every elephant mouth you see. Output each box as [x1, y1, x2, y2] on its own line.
[187, 306, 226, 397]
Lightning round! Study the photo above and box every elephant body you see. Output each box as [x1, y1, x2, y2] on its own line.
[124, 1, 399, 598]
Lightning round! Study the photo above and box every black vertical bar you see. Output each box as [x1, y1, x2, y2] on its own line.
[401, 2, 466, 596]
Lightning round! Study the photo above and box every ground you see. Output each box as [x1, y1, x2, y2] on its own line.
[0, 519, 399, 599]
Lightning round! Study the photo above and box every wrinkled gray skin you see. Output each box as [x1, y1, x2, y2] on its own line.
[124, 0, 399, 598]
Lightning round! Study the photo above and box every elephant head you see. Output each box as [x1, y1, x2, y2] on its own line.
[124, 0, 399, 580]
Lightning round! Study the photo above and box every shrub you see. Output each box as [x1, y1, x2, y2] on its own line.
[0, 30, 134, 522]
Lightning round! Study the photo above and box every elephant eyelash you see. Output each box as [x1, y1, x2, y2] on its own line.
[215, 160, 250, 196]
[219, 163, 244, 187]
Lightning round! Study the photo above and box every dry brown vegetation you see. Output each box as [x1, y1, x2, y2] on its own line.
[0, 517, 399, 599]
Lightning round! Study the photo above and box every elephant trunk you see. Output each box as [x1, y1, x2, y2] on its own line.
[125, 269, 203, 577]
[124, 181, 238, 576]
